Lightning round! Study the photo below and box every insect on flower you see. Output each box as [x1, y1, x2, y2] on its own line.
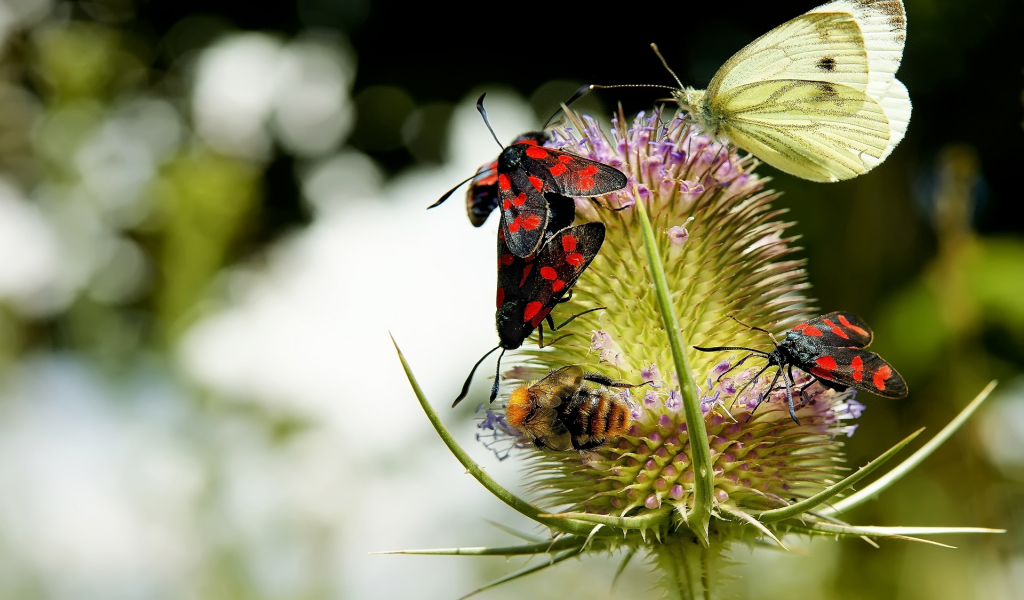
[462, 131, 549, 227]
[695, 312, 908, 424]
[593, 0, 911, 182]
[428, 93, 627, 257]
[506, 365, 648, 452]
[452, 215, 606, 408]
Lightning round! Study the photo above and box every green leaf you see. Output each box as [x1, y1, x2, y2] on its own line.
[539, 508, 672, 531]
[793, 522, 1005, 548]
[717, 504, 786, 549]
[391, 336, 591, 536]
[611, 548, 637, 592]
[373, 536, 584, 556]
[755, 428, 923, 523]
[633, 189, 713, 546]
[457, 549, 579, 600]
[820, 381, 997, 516]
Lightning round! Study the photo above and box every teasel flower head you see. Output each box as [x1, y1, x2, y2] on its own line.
[387, 106, 1002, 600]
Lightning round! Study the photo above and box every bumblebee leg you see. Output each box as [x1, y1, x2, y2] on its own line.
[576, 437, 606, 451]
[580, 372, 651, 389]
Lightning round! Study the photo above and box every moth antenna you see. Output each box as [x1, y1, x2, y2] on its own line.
[476, 93, 504, 150]
[452, 345, 501, 408]
[428, 173, 479, 209]
[650, 43, 686, 90]
[488, 348, 507, 403]
[727, 315, 781, 349]
[542, 84, 591, 129]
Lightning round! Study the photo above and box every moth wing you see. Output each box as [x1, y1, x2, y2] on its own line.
[714, 79, 890, 182]
[519, 223, 606, 328]
[522, 147, 628, 198]
[810, 347, 907, 399]
[796, 311, 874, 347]
[466, 161, 499, 227]
[499, 170, 550, 257]
[708, 11, 871, 99]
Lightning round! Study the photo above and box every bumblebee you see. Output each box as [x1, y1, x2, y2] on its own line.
[505, 366, 645, 452]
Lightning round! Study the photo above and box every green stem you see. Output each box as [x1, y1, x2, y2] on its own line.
[392, 336, 591, 536]
[653, 536, 716, 600]
[634, 193, 713, 545]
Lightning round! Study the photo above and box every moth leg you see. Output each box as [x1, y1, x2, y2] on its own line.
[556, 289, 573, 304]
[781, 367, 800, 425]
[732, 361, 772, 406]
[552, 306, 605, 330]
[714, 352, 760, 383]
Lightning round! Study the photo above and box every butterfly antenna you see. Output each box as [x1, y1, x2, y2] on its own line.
[650, 43, 686, 90]
[542, 84, 592, 128]
[476, 93, 504, 150]
[488, 348, 507, 403]
[452, 345, 501, 408]
[590, 83, 676, 92]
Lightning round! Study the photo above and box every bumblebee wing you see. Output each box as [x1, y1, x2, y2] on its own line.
[531, 408, 574, 451]
[530, 366, 584, 408]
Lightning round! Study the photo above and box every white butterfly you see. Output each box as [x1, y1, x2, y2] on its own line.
[665, 0, 911, 182]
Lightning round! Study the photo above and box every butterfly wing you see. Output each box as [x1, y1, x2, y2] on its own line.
[499, 169, 551, 257]
[875, 78, 911, 164]
[519, 146, 628, 197]
[792, 311, 874, 347]
[807, 347, 907, 399]
[700, 1, 909, 182]
[713, 79, 890, 181]
[707, 11, 871, 99]
[808, 0, 908, 102]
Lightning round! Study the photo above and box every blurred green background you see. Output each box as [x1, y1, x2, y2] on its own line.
[0, 0, 1021, 598]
